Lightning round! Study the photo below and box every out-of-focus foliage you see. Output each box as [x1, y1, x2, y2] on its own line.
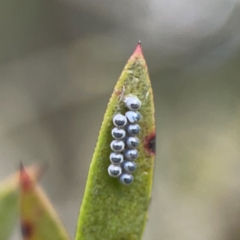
[20, 164, 70, 240]
[0, 165, 42, 240]
[1, 1, 240, 240]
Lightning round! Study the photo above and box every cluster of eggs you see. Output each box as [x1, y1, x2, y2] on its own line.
[108, 95, 141, 185]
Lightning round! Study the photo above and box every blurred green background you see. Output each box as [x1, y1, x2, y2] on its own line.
[1, 1, 240, 239]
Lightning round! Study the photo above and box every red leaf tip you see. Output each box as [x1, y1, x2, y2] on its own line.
[19, 162, 34, 191]
[132, 41, 142, 56]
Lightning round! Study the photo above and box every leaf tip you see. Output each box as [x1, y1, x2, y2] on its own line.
[19, 162, 34, 191]
[19, 161, 24, 171]
[132, 40, 143, 57]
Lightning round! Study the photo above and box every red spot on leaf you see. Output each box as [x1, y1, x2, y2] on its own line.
[114, 88, 124, 96]
[144, 132, 156, 156]
[21, 221, 33, 239]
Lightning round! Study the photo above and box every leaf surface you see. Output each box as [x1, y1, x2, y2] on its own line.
[75, 43, 156, 240]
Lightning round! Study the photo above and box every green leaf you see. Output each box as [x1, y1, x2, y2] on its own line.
[75, 43, 156, 240]
[20, 164, 71, 240]
[0, 165, 42, 240]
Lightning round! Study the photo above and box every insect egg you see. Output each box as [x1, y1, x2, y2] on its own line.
[125, 96, 141, 110]
[125, 111, 141, 123]
[108, 164, 122, 177]
[111, 128, 126, 139]
[109, 153, 124, 164]
[126, 136, 139, 148]
[113, 113, 127, 127]
[127, 124, 140, 135]
[119, 173, 133, 185]
[125, 149, 139, 161]
[110, 140, 125, 152]
[123, 161, 136, 173]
